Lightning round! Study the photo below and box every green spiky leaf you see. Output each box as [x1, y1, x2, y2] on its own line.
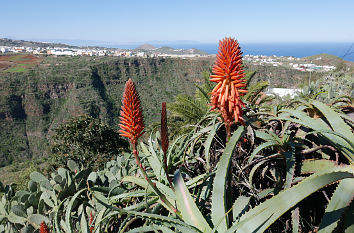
[318, 178, 354, 232]
[174, 170, 212, 232]
[226, 166, 354, 233]
[211, 126, 244, 232]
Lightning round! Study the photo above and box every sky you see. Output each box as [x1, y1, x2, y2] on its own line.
[1, 0, 353, 44]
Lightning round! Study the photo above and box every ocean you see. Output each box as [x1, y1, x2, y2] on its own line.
[114, 42, 354, 62]
[170, 42, 354, 62]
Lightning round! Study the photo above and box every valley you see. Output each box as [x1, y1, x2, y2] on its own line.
[0, 53, 352, 167]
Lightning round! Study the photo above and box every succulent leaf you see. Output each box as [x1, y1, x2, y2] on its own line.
[211, 126, 244, 232]
[174, 170, 212, 233]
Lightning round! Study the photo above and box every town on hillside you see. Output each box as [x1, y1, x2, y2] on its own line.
[244, 54, 336, 72]
[1, 38, 337, 72]
[0, 39, 209, 58]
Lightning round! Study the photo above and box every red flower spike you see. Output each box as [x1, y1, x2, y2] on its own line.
[89, 211, 94, 233]
[210, 37, 247, 125]
[40, 221, 49, 233]
[119, 79, 145, 145]
[119, 81, 179, 215]
[160, 102, 174, 189]
[161, 102, 169, 154]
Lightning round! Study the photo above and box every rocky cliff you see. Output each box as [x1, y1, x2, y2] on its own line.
[0, 56, 214, 166]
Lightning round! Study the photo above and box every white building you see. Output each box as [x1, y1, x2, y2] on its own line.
[266, 88, 302, 98]
[0, 46, 9, 53]
[136, 52, 146, 57]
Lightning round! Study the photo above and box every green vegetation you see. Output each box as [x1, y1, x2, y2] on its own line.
[51, 115, 129, 169]
[0, 38, 78, 48]
[167, 71, 214, 135]
[0, 55, 214, 166]
[0, 54, 41, 72]
[304, 53, 352, 69]
[0, 88, 353, 232]
[244, 62, 314, 88]
[3, 67, 28, 72]
[0, 53, 353, 232]
[0, 158, 47, 191]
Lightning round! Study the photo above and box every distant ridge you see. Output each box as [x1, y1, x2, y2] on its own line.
[0, 38, 78, 48]
[304, 53, 354, 67]
[135, 44, 156, 50]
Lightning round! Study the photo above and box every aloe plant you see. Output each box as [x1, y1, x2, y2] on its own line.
[2, 97, 353, 232]
[2, 39, 354, 233]
[147, 123, 353, 232]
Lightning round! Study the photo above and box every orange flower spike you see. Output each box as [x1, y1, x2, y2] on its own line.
[118, 80, 180, 216]
[119, 79, 145, 145]
[210, 37, 247, 127]
[40, 221, 49, 233]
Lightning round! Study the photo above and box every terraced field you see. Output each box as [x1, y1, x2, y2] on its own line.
[0, 54, 42, 72]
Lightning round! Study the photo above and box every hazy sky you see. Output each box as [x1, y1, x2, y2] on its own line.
[1, 0, 353, 43]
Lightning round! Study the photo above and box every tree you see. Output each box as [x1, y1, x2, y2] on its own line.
[50, 115, 129, 168]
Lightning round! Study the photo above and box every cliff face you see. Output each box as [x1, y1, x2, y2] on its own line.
[0, 56, 214, 166]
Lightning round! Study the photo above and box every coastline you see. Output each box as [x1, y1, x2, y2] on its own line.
[110, 42, 354, 62]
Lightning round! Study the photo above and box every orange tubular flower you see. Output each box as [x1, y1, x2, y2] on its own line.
[118, 81, 179, 215]
[40, 221, 49, 233]
[210, 37, 247, 126]
[119, 79, 145, 145]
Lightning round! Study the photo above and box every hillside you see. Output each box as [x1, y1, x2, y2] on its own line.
[135, 44, 156, 50]
[0, 55, 214, 166]
[303, 53, 354, 71]
[1, 53, 351, 167]
[155, 46, 208, 55]
[0, 38, 78, 48]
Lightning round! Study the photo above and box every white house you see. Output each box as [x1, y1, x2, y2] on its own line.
[266, 88, 302, 98]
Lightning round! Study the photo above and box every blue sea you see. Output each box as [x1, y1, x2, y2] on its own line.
[115, 42, 354, 62]
[170, 42, 354, 62]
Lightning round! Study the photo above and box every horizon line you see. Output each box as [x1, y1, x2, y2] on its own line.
[1, 37, 353, 46]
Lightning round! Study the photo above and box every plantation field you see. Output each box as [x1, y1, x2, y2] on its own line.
[0, 54, 41, 72]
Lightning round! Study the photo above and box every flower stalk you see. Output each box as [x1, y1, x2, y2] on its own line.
[161, 102, 174, 190]
[119, 79, 180, 217]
